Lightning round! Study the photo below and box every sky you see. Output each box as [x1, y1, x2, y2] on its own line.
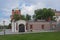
[0, 0, 60, 25]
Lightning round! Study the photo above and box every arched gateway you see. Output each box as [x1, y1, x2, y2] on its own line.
[12, 20, 26, 32]
[19, 24, 25, 32]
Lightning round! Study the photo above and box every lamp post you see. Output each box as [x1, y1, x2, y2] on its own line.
[3, 21, 5, 35]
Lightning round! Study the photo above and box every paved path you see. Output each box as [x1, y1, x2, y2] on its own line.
[0, 29, 57, 35]
[0, 29, 12, 35]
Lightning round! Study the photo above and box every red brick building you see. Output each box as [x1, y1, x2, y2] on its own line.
[10, 8, 21, 21]
[11, 9, 60, 32]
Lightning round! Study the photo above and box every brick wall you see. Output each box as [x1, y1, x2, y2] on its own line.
[27, 21, 56, 32]
[11, 9, 21, 20]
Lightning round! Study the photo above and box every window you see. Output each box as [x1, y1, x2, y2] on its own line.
[30, 24, 33, 32]
[30, 25, 33, 29]
[41, 25, 44, 29]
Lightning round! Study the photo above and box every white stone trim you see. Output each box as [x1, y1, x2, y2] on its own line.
[12, 20, 27, 32]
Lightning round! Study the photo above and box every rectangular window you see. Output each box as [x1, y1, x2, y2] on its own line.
[41, 25, 44, 29]
[30, 24, 33, 32]
[30, 25, 33, 29]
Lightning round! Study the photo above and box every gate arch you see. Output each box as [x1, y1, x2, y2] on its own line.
[19, 24, 25, 32]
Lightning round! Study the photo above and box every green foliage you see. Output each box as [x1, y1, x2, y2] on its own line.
[12, 11, 31, 21]
[13, 14, 26, 21]
[20, 15, 26, 20]
[0, 25, 8, 29]
[4, 25, 8, 29]
[13, 13, 21, 21]
[34, 8, 55, 21]
[26, 14, 31, 21]
[8, 23, 11, 29]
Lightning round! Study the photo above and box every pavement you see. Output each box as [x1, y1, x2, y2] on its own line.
[0, 29, 57, 35]
[0, 29, 23, 35]
[0, 29, 13, 35]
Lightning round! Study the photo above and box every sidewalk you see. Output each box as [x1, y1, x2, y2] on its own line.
[0, 29, 57, 35]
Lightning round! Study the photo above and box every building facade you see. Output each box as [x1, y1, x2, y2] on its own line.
[10, 8, 21, 21]
[11, 9, 60, 32]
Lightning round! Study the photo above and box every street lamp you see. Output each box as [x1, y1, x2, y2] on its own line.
[3, 21, 5, 35]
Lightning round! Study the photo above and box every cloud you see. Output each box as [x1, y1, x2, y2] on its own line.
[0, 0, 60, 25]
[21, 2, 46, 15]
[41, 0, 60, 10]
[0, 0, 19, 25]
[2, 0, 19, 15]
[0, 18, 10, 25]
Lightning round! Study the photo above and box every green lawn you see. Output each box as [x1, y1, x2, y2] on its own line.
[0, 32, 60, 40]
[0, 29, 2, 32]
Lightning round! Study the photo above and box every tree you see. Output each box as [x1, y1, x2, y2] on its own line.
[8, 23, 11, 29]
[26, 14, 31, 21]
[21, 15, 26, 20]
[33, 8, 55, 21]
[13, 13, 26, 21]
[13, 13, 21, 21]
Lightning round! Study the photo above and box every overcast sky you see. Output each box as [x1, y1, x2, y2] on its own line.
[0, 0, 60, 25]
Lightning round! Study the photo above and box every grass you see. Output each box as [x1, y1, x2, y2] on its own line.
[0, 29, 2, 32]
[0, 32, 60, 40]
